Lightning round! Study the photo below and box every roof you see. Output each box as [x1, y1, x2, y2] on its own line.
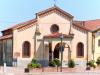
[73, 19, 100, 32]
[0, 34, 12, 40]
[2, 6, 73, 32]
[2, 19, 37, 32]
[44, 32, 74, 38]
[73, 21, 89, 31]
[37, 5, 74, 18]
[2, 6, 100, 32]
[84, 19, 100, 31]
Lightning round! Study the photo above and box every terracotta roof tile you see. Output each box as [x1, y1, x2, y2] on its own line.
[2, 6, 73, 32]
[73, 19, 100, 32]
[0, 34, 12, 40]
[2, 6, 100, 32]
[84, 19, 100, 31]
[2, 19, 37, 32]
[44, 32, 74, 38]
[38, 5, 74, 18]
[73, 21, 89, 31]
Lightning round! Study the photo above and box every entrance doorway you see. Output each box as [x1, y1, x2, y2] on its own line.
[53, 43, 60, 59]
[49, 42, 66, 61]
[53, 43, 66, 59]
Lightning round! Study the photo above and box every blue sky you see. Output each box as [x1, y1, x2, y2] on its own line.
[0, 0, 100, 35]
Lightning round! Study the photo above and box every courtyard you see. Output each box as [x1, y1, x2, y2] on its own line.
[0, 66, 100, 75]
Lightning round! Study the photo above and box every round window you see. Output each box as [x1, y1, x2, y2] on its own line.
[50, 24, 59, 33]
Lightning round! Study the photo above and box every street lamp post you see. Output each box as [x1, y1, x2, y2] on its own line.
[60, 33, 64, 72]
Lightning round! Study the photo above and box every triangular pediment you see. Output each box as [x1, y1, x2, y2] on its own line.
[37, 6, 74, 19]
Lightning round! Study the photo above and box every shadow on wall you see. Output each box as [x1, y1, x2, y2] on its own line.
[35, 41, 49, 67]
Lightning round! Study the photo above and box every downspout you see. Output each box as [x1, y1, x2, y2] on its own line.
[87, 32, 89, 63]
[69, 19, 73, 60]
[42, 37, 45, 72]
[34, 32, 36, 57]
[12, 29, 14, 66]
[92, 33, 95, 60]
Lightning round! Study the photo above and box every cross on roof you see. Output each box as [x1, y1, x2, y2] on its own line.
[54, 0, 57, 6]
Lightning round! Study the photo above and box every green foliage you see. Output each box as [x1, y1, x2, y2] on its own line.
[31, 58, 37, 63]
[36, 63, 41, 68]
[68, 59, 75, 68]
[88, 60, 97, 68]
[49, 58, 61, 67]
[96, 57, 100, 66]
[49, 61, 56, 67]
[27, 63, 33, 69]
[54, 58, 61, 67]
[27, 58, 41, 69]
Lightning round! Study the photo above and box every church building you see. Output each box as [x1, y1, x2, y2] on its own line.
[0, 6, 100, 67]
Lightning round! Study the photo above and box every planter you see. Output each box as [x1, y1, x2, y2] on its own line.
[24, 68, 29, 73]
[86, 66, 91, 70]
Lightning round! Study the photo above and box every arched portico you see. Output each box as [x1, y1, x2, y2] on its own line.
[53, 42, 66, 59]
[42, 33, 74, 66]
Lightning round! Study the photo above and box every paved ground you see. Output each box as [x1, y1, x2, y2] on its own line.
[0, 67, 100, 75]
[1, 72, 100, 75]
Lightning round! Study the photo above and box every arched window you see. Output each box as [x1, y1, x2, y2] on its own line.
[77, 42, 84, 57]
[22, 41, 31, 57]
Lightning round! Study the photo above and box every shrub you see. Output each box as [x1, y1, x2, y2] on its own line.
[27, 63, 41, 69]
[54, 58, 61, 67]
[96, 57, 100, 66]
[27, 63, 33, 69]
[49, 58, 61, 67]
[88, 60, 97, 68]
[31, 58, 37, 63]
[27, 58, 41, 69]
[36, 63, 41, 68]
[68, 59, 75, 68]
[49, 61, 56, 67]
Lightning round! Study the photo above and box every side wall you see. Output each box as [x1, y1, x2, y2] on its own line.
[13, 24, 36, 67]
[87, 32, 93, 60]
[94, 32, 100, 60]
[72, 25, 88, 67]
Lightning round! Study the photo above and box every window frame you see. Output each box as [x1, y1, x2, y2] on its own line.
[22, 41, 31, 58]
[76, 42, 84, 58]
[98, 40, 100, 47]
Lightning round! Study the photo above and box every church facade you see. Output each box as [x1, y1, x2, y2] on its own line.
[0, 6, 100, 67]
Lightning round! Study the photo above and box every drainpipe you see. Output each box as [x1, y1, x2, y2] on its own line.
[87, 32, 89, 64]
[86, 31, 89, 70]
[92, 33, 95, 60]
[12, 30, 14, 66]
[42, 38, 45, 72]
